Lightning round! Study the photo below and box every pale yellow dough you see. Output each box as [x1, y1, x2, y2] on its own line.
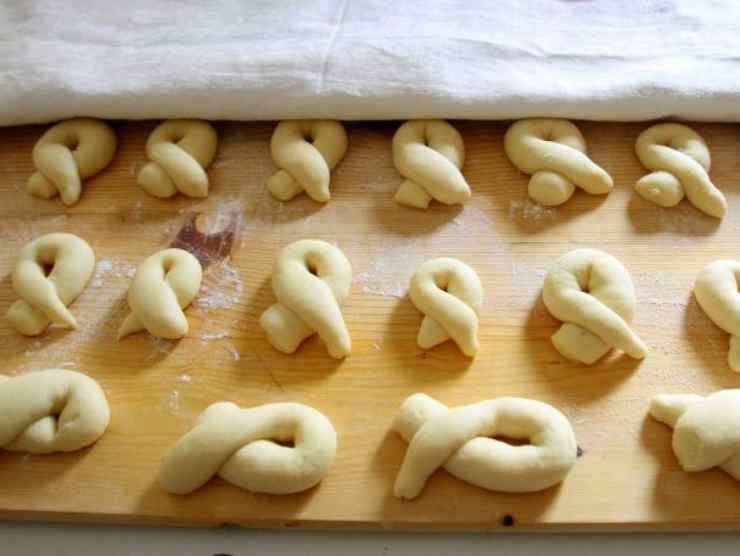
[392, 393, 577, 500]
[635, 123, 726, 219]
[6, 232, 95, 336]
[137, 119, 219, 198]
[260, 239, 352, 358]
[694, 260, 740, 371]
[27, 118, 117, 205]
[0, 369, 110, 454]
[409, 257, 482, 356]
[650, 390, 740, 480]
[543, 248, 647, 364]
[159, 401, 336, 495]
[504, 118, 613, 206]
[392, 120, 470, 208]
[267, 120, 348, 203]
[118, 248, 202, 340]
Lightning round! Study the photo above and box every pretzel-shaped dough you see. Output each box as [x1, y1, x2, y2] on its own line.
[409, 258, 482, 356]
[118, 248, 202, 340]
[137, 119, 219, 198]
[543, 248, 647, 364]
[650, 390, 740, 480]
[260, 239, 352, 358]
[504, 118, 613, 206]
[392, 120, 470, 208]
[0, 369, 110, 454]
[635, 123, 726, 219]
[267, 120, 348, 203]
[392, 393, 577, 500]
[7, 233, 95, 336]
[27, 118, 117, 205]
[694, 260, 740, 371]
[160, 401, 336, 495]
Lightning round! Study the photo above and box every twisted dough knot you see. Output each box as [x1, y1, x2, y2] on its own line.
[635, 123, 726, 218]
[118, 248, 202, 340]
[650, 390, 740, 479]
[393, 394, 577, 500]
[267, 120, 348, 203]
[543, 248, 647, 364]
[27, 118, 117, 206]
[504, 118, 613, 206]
[160, 401, 337, 495]
[392, 120, 471, 209]
[409, 258, 482, 356]
[694, 260, 740, 371]
[260, 239, 352, 358]
[0, 369, 109, 454]
[7, 233, 95, 336]
[137, 119, 219, 198]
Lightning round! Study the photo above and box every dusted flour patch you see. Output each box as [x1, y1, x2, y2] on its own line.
[195, 258, 243, 311]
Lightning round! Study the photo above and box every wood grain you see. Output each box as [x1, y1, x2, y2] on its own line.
[1, 120, 740, 530]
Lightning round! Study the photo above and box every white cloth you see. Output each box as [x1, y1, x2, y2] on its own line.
[2, 0, 739, 126]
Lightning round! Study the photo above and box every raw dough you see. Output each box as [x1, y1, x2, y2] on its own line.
[6, 232, 95, 336]
[650, 390, 740, 480]
[635, 123, 726, 219]
[393, 393, 577, 500]
[137, 119, 219, 198]
[27, 118, 117, 205]
[118, 248, 202, 340]
[267, 120, 348, 203]
[694, 260, 740, 371]
[504, 118, 613, 206]
[159, 401, 336, 495]
[260, 239, 352, 358]
[409, 257, 482, 356]
[392, 120, 470, 208]
[0, 369, 110, 454]
[543, 248, 647, 364]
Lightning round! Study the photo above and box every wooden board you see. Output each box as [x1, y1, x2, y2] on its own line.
[1, 120, 740, 531]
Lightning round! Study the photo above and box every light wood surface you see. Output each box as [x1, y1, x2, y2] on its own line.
[1, 120, 740, 530]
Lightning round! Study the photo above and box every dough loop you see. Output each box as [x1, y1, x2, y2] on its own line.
[504, 118, 613, 206]
[27, 118, 117, 205]
[543, 248, 647, 364]
[267, 120, 348, 203]
[409, 257, 482, 356]
[118, 248, 202, 340]
[0, 369, 110, 454]
[137, 119, 218, 198]
[392, 393, 577, 500]
[392, 120, 470, 208]
[260, 239, 352, 358]
[7, 233, 95, 336]
[635, 123, 726, 218]
[160, 401, 337, 495]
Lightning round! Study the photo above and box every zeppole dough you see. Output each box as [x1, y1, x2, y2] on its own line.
[543, 248, 647, 364]
[118, 248, 202, 340]
[267, 120, 348, 203]
[137, 119, 219, 198]
[392, 120, 470, 208]
[694, 260, 740, 371]
[27, 118, 117, 205]
[504, 119, 613, 206]
[650, 390, 740, 480]
[409, 257, 482, 356]
[0, 369, 110, 454]
[160, 401, 336, 495]
[392, 393, 577, 499]
[7, 233, 95, 336]
[260, 239, 352, 358]
[635, 123, 726, 219]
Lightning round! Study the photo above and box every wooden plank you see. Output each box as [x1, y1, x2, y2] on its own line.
[1, 120, 740, 530]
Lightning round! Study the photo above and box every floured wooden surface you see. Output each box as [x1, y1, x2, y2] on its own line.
[1, 121, 740, 529]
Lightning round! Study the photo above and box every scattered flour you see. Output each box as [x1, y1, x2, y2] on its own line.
[195, 258, 243, 311]
[176, 373, 192, 384]
[165, 390, 181, 414]
[509, 198, 558, 222]
[91, 260, 137, 287]
[200, 331, 229, 341]
[224, 344, 241, 361]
